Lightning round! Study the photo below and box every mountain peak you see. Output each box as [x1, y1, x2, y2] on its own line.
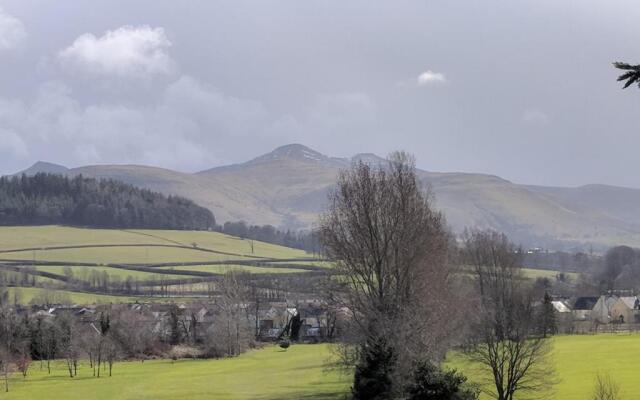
[268, 144, 324, 160]
[247, 144, 340, 166]
[14, 161, 69, 176]
[351, 153, 388, 167]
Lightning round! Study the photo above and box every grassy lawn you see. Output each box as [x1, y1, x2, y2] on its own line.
[4, 344, 350, 400]
[448, 334, 640, 400]
[6, 330, 640, 399]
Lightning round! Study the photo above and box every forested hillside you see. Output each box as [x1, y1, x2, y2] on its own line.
[0, 174, 215, 230]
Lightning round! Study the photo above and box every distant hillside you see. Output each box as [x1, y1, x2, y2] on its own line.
[18, 161, 69, 176]
[0, 173, 215, 230]
[14, 144, 640, 250]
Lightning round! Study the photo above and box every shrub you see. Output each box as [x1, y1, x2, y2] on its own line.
[406, 360, 478, 400]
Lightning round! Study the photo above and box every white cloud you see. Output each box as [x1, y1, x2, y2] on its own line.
[417, 70, 446, 86]
[58, 25, 173, 77]
[0, 8, 26, 50]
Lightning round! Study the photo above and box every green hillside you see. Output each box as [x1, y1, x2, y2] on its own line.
[19, 144, 640, 250]
[0, 226, 323, 303]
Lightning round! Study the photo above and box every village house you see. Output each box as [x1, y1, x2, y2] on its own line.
[591, 295, 619, 323]
[571, 296, 598, 321]
[610, 296, 640, 324]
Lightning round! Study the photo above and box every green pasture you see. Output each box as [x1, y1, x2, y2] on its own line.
[35, 265, 194, 281]
[521, 267, 579, 281]
[4, 344, 350, 400]
[6, 287, 144, 304]
[0, 226, 309, 262]
[159, 264, 311, 274]
[447, 334, 640, 400]
[1, 246, 251, 264]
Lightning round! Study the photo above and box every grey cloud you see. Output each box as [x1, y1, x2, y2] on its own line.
[0, 0, 639, 187]
[0, 7, 25, 50]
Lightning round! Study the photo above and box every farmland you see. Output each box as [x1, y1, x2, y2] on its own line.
[0, 226, 576, 305]
[0, 225, 327, 303]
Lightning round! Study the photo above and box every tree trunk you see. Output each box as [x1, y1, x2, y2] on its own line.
[4, 364, 8, 393]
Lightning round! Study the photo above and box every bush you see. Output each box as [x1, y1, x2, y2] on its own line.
[352, 337, 396, 400]
[406, 360, 478, 400]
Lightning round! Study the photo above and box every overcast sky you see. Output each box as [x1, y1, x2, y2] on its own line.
[0, 0, 638, 187]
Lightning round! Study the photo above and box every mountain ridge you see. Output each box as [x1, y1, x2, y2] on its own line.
[12, 144, 640, 250]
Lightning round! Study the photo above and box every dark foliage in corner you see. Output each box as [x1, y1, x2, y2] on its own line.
[406, 361, 478, 400]
[0, 173, 215, 229]
[614, 62, 640, 89]
[352, 337, 397, 400]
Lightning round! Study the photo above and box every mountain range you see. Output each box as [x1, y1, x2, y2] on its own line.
[13, 144, 640, 251]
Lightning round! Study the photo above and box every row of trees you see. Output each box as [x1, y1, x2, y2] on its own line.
[0, 173, 215, 229]
[319, 154, 557, 400]
[220, 221, 321, 253]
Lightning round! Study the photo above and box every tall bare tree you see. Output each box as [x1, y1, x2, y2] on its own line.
[463, 230, 554, 400]
[210, 271, 252, 357]
[319, 152, 455, 398]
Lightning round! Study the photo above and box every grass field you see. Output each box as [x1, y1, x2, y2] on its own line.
[2, 246, 248, 264]
[0, 226, 321, 300]
[0, 226, 309, 260]
[7, 287, 146, 304]
[521, 267, 579, 281]
[159, 264, 311, 274]
[7, 335, 640, 399]
[4, 344, 350, 400]
[447, 334, 640, 400]
[36, 265, 195, 280]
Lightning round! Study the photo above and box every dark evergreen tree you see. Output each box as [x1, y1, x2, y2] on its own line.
[99, 312, 111, 335]
[406, 361, 478, 400]
[0, 173, 215, 230]
[539, 291, 557, 338]
[168, 306, 181, 345]
[352, 337, 396, 400]
[289, 312, 302, 342]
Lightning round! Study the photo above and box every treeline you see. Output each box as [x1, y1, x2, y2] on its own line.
[220, 221, 321, 253]
[522, 250, 601, 273]
[0, 173, 215, 230]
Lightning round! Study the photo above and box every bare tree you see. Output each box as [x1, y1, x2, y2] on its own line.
[56, 312, 81, 377]
[592, 372, 620, 400]
[209, 271, 253, 357]
[319, 153, 456, 397]
[463, 230, 555, 400]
